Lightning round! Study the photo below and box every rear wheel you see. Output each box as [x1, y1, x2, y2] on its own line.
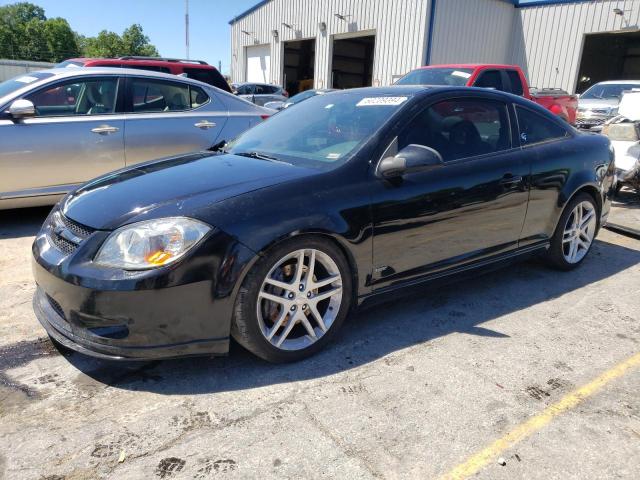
[545, 193, 598, 270]
[232, 237, 352, 363]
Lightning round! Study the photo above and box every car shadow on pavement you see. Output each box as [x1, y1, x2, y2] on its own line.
[66, 236, 640, 395]
[0, 206, 50, 239]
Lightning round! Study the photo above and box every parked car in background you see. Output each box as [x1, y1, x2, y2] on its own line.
[56, 57, 232, 93]
[602, 90, 640, 193]
[0, 68, 271, 209]
[396, 64, 578, 124]
[576, 80, 640, 130]
[32, 86, 614, 363]
[264, 88, 337, 110]
[231, 82, 288, 106]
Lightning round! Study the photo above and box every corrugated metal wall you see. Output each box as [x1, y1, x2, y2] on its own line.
[430, 0, 516, 65]
[512, 0, 640, 93]
[230, 0, 431, 87]
[0, 59, 54, 82]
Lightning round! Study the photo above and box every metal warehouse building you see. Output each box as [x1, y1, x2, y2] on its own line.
[229, 0, 640, 95]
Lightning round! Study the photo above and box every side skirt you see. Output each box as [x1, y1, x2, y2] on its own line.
[357, 243, 549, 310]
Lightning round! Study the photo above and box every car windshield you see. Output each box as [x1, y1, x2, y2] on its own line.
[0, 72, 54, 99]
[227, 92, 410, 167]
[395, 68, 474, 86]
[581, 83, 640, 99]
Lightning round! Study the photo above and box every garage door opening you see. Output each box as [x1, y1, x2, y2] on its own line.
[576, 31, 640, 93]
[283, 39, 315, 95]
[245, 44, 271, 84]
[331, 35, 375, 89]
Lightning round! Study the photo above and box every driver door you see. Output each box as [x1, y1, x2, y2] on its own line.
[0, 76, 125, 200]
[369, 95, 531, 290]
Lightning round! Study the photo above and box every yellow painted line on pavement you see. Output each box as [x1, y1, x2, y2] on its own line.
[439, 351, 640, 480]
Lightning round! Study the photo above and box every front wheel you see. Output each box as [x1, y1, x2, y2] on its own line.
[544, 193, 598, 270]
[232, 237, 352, 363]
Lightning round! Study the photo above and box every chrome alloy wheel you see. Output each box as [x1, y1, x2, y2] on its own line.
[562, 200, 597, 264]
[257, 248, 343, 351]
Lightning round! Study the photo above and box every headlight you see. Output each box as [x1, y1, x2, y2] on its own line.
[95, 217, 211, 270]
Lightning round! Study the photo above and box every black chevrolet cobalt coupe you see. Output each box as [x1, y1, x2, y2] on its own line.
[32, 86, 615, 362]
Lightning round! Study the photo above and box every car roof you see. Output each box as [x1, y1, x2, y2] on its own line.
[235, 82, 280, 87]
[591, 80, 640, 85]
[417, 64, 519, 70]
[31, 66, 212, 85]
[65, 57, 214, 69]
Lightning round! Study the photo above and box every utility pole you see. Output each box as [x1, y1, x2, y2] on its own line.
[185, 0, 190, 59]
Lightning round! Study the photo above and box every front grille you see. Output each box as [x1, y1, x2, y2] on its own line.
[577, 118, 605, 127]
[50, 234, 77, 255]
[47, 211, 95, 255]
[59, 214, 94, 238]
[46, 294, 66, 320]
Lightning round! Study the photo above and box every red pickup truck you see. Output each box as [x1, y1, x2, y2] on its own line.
[396, 64, 578, 124]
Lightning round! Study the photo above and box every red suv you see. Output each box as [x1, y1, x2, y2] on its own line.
[56, 56, 232, 93]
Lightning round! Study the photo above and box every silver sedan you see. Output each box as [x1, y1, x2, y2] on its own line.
[0, 67, 271, 209]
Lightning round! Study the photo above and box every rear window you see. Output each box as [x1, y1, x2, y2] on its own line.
[182, 68, 231, 92]
[395, 68, 473, 87]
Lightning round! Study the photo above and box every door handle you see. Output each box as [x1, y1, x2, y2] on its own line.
[500, 174, 523, 186]
[91, 125, 119, 135]
[195, 120, 216, 129]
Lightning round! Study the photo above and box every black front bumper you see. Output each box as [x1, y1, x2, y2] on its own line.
[33, 284, 229, 361]
[31, 213, 257, 361]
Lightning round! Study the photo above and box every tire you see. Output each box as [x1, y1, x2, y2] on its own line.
[544, 192, 599, 270]
[231, 237, 353, 363]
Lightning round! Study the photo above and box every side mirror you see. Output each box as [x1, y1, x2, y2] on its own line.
[8, 99, 36, 119]
[377, 144, 443, 178]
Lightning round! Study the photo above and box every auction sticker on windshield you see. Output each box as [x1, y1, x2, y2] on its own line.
[356, 97, 408, 107]
[15, 75, 39, 83]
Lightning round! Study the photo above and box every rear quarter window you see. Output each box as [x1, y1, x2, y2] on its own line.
[516, 106, 569, 146]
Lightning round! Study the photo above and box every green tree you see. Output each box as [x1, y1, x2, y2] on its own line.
[80, 30, 125, 57]
[0, 2, 46, 59]
[43, 17, 80, 62]
[0, 2, 158, 61]
[121, 24, 159, 57]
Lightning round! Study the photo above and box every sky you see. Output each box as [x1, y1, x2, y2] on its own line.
[0, 0, 260, 74]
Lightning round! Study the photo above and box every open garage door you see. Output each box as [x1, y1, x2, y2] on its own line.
[246, 44, 271, 83]
[283, 39, 315, 95]
[576, 31, 640, 93]
[331, 34, 375, 89]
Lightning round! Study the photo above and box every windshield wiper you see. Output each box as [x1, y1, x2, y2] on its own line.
[234, 151, 292, 165]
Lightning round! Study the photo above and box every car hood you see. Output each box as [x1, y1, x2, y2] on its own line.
[61, 152, 311, 230]
[578, 98, 619, 110]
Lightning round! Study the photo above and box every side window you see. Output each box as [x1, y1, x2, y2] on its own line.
[474, 70, 504, 91]
[26, 78, 119, 117]
[516, 106, 569, 146]
[399, 98, 511, 162]
[506, 70, 524, 96]
[237, 84, 252, 95]
[254, 85, 266, 95]
[130, 79, 205, 113]
[190, 86, 210, 108]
